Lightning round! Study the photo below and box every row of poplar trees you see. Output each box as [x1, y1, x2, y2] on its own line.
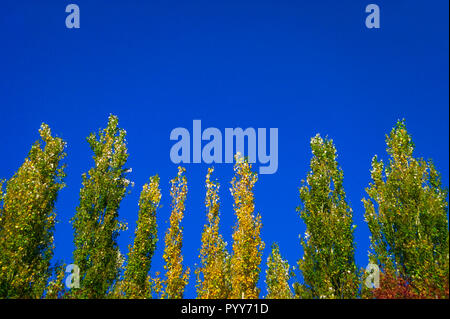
[0, 115, 448, 299]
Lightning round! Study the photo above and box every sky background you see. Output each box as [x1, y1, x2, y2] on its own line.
[0, 0, 448, 298]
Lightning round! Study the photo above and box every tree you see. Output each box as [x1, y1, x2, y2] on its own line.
[71, 115, 130, 298]
[230, 154, 264, 299]
[45, 263, 67, 299]
[297, 135, 359, 299]
[118, 175, 161, 298]
[363, 120, 449, 298]
[265, 243, 293, 299]
[0, 124, 66, 298]
[195, 167, 231, 299]
[160, 167, 190, 299]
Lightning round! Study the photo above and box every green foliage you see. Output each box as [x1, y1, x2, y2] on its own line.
[363, 120, 449, 298]
[0, 124, 66, 298]
[297, 135, 359, 299]
[0, 116, 448, 300]
[118, 175, 161, 298]
[71, 115, 130, 298]
[196, 167, 231, 299]
[265, 243, 293, 299]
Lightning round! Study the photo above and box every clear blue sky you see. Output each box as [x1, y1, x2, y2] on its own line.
[0, 0, 448, 298]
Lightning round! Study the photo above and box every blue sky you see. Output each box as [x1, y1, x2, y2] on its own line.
[0, 0, 448, 298]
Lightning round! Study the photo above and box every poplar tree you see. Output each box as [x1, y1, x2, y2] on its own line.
[0, 124, 66, 298]
[196, 167, 231, 299]
[71, 115, 130, 298]
[230, 154, 264, 299]
[161, 167, 190, 299]
[363, 120, 449, 298]
[297, 135, 359, 299]
[265, 243, 293, 299]
[119, 175, 161, 298]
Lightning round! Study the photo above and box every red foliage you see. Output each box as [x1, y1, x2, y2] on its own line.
[372, 271, 419, 299]
[372, 271, 449, 299]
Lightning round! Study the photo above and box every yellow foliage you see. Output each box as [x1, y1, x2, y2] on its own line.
[195, 167, 231, 299]
[229, 154, 264, 299]
[161, 167, 190, 299]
